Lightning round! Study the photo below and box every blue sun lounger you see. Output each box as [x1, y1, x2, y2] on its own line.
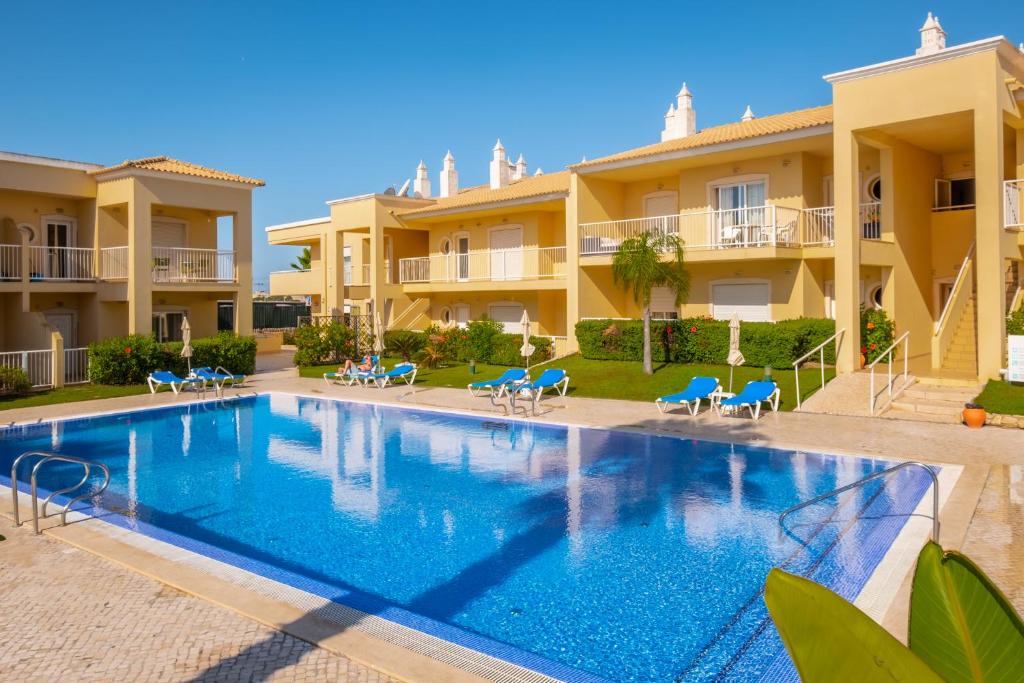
[147, 371, 203, 395]
[510, 368, 569, 415]
[323, 356, 381, 386]
[468, 368, 528, 397]
[368, 363, 417, 389]
[715, 380, 780, 420]
[192, 366, 246, 391]
[655, 376, 721, 415]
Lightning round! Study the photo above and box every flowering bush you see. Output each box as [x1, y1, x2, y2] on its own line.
[89, 333, 257, 384]
[860, 307, 895, 363]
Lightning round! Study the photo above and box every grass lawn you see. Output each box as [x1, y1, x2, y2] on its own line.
[0, 383, 150, 412]
[301, 355, 834, 411]
[973, 380, 1024, 416]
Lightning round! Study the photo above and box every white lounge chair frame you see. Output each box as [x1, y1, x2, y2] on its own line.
[714, 386, 780, 420]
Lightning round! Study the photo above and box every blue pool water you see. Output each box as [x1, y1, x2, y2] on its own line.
[0, 394, 933, 682]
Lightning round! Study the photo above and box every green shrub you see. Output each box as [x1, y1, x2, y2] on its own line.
[385, 330, 427, 361]
[293, 322, 355, 367]
[89, 333, 257, 383]
[89, 334, 166, 385]
[576, 317, 838, 368]
[0, 366, 32, 396]
[1007, 307, 1024, 336]
[423, 323, 469, 363]
[861, 307, 895, 363]
[488, 334, 553, 366]
[463, 317, 505, 362]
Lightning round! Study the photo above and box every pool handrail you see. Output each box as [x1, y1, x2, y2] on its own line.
[778, 460, 939, 542]
[10, 451, 111, 534]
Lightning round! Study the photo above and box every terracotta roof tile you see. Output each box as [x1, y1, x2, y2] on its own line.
[400, 170, 570, 216]
[90, 156, 264, 186]
[574, 105, 833, 169]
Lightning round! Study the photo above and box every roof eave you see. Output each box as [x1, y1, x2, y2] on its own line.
[91, 167, 264, 188]
[573, 124, 834, 174]
[823, 36, 1016, 84]
[401, 191, 570, 219]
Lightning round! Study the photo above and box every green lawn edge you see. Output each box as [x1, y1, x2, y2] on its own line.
[0, 384, 151, 412]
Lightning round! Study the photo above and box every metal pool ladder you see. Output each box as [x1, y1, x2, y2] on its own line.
[778, 461, 940, 543]
[10, 451, 111, 535]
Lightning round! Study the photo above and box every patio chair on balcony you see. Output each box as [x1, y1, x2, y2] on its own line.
[152, 257, 170, 282]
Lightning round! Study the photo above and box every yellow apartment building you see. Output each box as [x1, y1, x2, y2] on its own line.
[267, 15, 1024, 384]
[1, 152, 260, 381]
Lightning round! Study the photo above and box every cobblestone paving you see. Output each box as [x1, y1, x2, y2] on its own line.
[961, 465, 1024, 614]
[0, 525, 396, 683]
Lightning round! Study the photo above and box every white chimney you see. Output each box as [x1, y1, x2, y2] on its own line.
[489, 139, 510, 189]
[534, 167, 544, 176]
[440, 150, 458, 198]
[661, 82, 696, 141]
[916, 12, 946, 56]
[741, 105, 755, 122]
[513, 154, 527, 180]
[413, 160, 431, 198]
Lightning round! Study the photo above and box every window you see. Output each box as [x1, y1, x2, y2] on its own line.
[714, 180, 766, 212]
[152, 312, 185, 342]
[934, 177, 975, 210]
[866, 176, 882, 202]
[440, 238, 451, 255]
[651, 287, 679, 320]
[440, 306, 452, 325]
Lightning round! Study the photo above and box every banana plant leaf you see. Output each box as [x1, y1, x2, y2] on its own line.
[765, 568, 942, 682]
[909, 541, 1024, 682]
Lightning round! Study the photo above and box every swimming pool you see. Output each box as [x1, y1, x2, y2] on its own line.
[0, 393, 934, 682]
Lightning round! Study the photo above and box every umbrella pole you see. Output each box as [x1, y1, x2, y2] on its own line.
[729, 365, 734, 393]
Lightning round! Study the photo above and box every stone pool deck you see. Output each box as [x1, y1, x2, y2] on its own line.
[1, 367, 1022, 681]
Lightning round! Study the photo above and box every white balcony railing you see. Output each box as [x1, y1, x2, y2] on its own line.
[0, 349, 53, 387]
[356, 261, 391, 285]
[399, 246, 567, 284]
[859, 201, 881, 239]
[802, 207, 835, 246]
[1006, 179, 1023, 230]
[0, 244, 19, 280]
[101, 246, 129, 280]
[579, 206, 802, 255]
[343, 265, 353, 285]
[152, 247, 235, 283]
[27, 246, 96, 281]
[99, 246, 235, 283]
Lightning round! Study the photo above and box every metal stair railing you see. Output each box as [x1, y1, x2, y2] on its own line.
[10, 451, 111, 534]
[779, 461, 939, 542]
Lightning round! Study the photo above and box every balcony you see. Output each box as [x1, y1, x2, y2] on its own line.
[578, 203, 883, 256]
[0, 244, 19, 280]
[1006, 180, 1022, 230]
[100, 247, 237, 283]
[269, 268, 321, 296]
[27, 246, 97, 281]
[399, 246, 567, 284]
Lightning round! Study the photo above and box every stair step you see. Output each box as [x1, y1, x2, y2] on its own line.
[882, 407, 962, 424]
[890, 397, 967, 416]
[902, 387, 979, 402]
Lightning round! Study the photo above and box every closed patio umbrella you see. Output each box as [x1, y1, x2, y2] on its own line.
[374, 310, 385, 357]
[519, 309, 535, 370]
[180, 316, 193, 373]
[727, 313, 745, 392]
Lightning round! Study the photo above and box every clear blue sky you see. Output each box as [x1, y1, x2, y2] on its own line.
[1, 2, 1018, 288]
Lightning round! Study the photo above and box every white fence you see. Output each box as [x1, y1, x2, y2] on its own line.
[579, 206, 802, 255]
[0, 244, 19, 280]
[1006, 179, 1022, 230]
[27, 246, 96, 281]
[399, 246, 567, 284]
[0, 347, 90, 388]
[151, 247, 236, 283]
[101, 246, 129, 280]
[802, 207, 835, 246]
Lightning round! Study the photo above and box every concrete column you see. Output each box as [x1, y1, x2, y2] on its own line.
[565, 173, 581, 353]
[127, 180, 153, 335]
[370, 219, 385, 323]
[833, 132, 861, 373]
[50, 330, 64, 388]
[233, 205, 253, 335]
[19, 226, 30, 312]
[323, 229, 342, 316]
[974, 106, 1006, 379]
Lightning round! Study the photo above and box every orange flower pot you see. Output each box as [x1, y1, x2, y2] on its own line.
[962, 407, 986, 429]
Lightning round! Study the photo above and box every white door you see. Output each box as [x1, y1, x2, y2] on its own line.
[453, 304, 470, 328]
[152, 220, 186, 247]
[456, 236, 470, 281]
[489, 227, 523, 280]
[152, 221, 187, 282]
[45, 313, 76, 347]
[711, 283, 770, 321]
[489, 303, 525, 333]
[644, 194, 678, 238]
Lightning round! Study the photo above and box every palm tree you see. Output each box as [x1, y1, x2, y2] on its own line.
[611, 231, 691, 375]
[290, 247, 312, 271]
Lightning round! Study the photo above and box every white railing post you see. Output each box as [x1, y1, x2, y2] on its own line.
[867, 331, 910, 414]
[792, 328, 844, 409]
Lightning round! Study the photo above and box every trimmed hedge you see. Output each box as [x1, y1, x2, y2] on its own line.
[576, 317, 838, 368]
[380, 323, 553, 367]
[89, 333, 256, 385]
[293, 322, 355, 367]
[0, 365, 32, 396]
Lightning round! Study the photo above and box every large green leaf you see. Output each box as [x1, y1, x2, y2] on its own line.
[765, 568, 942, 682]
[909, 541, 1024, 682]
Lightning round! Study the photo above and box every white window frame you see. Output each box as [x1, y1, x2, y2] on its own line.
[40, 214, 78, 248]
[152, 309, 189, 342]
[707, 278, 773, 322]
[863, 173, 882, 203]
[706, 174, 770, 210]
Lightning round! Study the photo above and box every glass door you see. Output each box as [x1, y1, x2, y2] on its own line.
[456, 236, 470, 281]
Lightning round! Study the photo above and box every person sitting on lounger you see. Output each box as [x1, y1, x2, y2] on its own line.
[340, 355, 374, 375]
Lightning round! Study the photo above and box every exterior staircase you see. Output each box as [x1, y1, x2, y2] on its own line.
[938, 293, 978, 377]
[389, 297, 431, 330]
[884, 380, 983, 424]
